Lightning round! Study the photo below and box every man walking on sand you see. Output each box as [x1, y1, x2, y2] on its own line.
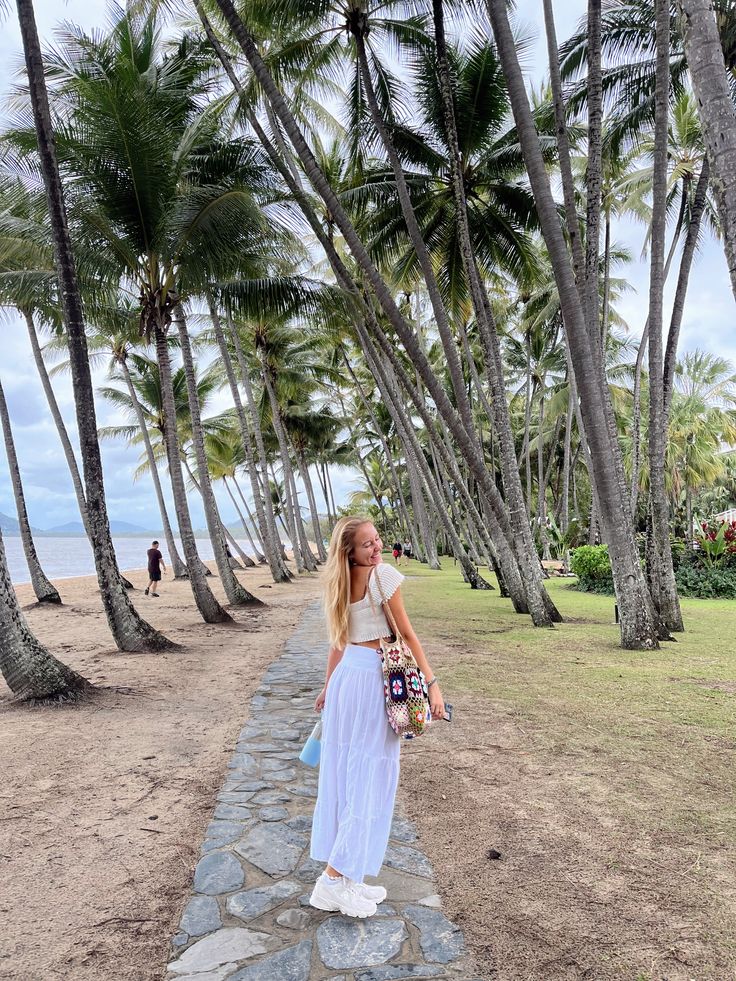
[145, 540, 166, 597]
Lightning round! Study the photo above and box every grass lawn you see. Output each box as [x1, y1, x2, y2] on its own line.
[396, 558, 736, 979]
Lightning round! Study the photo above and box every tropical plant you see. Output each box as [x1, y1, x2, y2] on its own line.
[11, 0, 172, 654]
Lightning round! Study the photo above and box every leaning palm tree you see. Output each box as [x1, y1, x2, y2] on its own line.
[12, 0, 172, 652]
[487, 0, 663, 647]
[0, 528, 89, 700]
[27, 13, 279, 619]
[0, 373, 60, 603]
[211, 0, 558, 620]
[98, 352, 225, 579]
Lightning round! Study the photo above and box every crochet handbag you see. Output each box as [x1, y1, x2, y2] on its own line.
[373, 571, 431, 740]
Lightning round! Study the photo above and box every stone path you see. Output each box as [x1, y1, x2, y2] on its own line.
[165, 603, 483, 981]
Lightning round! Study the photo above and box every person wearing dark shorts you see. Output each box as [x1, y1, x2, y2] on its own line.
[145, 540, 166, 597]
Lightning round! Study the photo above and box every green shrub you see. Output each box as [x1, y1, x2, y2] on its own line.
[570, 544, 615, 594]
[670, 539, 687, 570]
[675, 564, 736, 599]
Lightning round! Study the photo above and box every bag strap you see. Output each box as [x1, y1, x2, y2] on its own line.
[372, 567, 405, 644]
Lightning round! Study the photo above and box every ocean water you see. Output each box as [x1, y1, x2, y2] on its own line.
[3, 535, 226, 585]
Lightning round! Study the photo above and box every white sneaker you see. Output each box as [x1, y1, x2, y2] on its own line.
[309, 874, 378, 918]
[352, 880, 387, 904]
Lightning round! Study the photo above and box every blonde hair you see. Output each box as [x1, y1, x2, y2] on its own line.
[323, 515, 374, 649]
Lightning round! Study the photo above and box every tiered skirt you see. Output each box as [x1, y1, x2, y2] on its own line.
[310, 643, 400, 882]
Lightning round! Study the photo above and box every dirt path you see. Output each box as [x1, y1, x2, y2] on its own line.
[0, 565, 322, 981]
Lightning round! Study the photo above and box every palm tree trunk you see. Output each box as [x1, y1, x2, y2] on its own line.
[0, 375, 60, 604]
[118, 356, 187, 579]
[341, 347, 413, 536]
[0, 529, 88, 700]
[359, 314, 529, 608]
[153, 323, 231, 623]
[647, 0, 684, 632]
[228, 315, 293, 581]
[316, 462, 333, 526]
[407, 463, 441, 571]
[523, 344, 533, 511]
[630, 148, 692, 516]
[224, 528, 254, 568]
[488, 0, 660, 649]
[232, 476, 267, 559]
[585, 0, 604, 350]
[542, 0, 586, 281]
[24, 311, 89, 531]
[175, 308, 261, 606]
[432, 0, 560, 623]
[601, 213, 612, 348]
[224, 477, 263, 562]
[350, 23, 478, 443]
[676, 0, 736, 301]
[359, 321, 495, 588]
[663, 159, 710, 414]
[184, 461, 255, 570]
[294, 446, 327, 562]
[261, 369, 316, 572]
[326, 466, 338, 525]
[208, 295, 289, 582]
[536, 389, 552, 561]
[561, 385, 574, 535]
[15, 0, 171, 651]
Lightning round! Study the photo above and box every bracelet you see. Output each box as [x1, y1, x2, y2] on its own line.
[426, 677, 437, 689]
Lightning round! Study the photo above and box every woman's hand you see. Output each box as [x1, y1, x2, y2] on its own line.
[429, 684, 445, 721]
[315, 686, 327, 712]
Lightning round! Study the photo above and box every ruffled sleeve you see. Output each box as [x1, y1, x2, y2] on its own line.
[370, 562, 404, 604]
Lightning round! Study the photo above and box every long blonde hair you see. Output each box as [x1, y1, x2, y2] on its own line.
[323, 515, 373, 649]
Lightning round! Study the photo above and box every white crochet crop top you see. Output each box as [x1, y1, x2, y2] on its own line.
[348, 563, 405, 644]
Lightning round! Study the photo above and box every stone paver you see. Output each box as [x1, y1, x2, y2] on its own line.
[165, 603, 479, 980]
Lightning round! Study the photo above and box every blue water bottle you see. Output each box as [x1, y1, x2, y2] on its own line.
[299, 719, 322, 767]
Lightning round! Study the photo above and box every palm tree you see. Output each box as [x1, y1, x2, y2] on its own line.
[560, 0, 736, 299]
[206, 295, 290, 582]
[213, 0, 561, 622]
[12, 0, 172, 652]
[670, 351, 736, 538]
[0, 182, 93, 540]
[676, 0, 736, 300]
[0, 528, 89, 701]
[30, 13, 284, 620]
[174, 306, 262, 605]
[646, 0, 683, 631]
[0, 374, 60, 604]
[98, 347, 218, 576]
[487, 0, 661, 648]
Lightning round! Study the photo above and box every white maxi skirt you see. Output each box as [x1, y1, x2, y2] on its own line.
[310, 643, 400, 882]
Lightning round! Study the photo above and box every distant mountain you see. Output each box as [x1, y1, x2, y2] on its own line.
[44, 519, 151, 535]
[0, 511, 21, 534]
[109, 520, 151, 534]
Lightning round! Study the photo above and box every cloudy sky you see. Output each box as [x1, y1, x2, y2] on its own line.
[0, 1, 733, 531]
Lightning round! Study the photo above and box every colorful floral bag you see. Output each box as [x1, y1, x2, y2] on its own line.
[372, 572, 431, 740]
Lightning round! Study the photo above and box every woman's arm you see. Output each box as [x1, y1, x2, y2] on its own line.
[315, 646, 344, 711]
[386, 589, 445, 721]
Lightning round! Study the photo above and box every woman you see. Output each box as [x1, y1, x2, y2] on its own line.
[309, 516, 445, 918]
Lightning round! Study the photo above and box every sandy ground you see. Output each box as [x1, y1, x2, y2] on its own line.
[0, 563, 322, 981]
[6, 565, 734, 981]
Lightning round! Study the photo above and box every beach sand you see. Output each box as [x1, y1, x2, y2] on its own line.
[0, 563, 322, 981]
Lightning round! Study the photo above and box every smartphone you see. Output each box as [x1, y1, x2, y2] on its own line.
[443, 702, 453, 722]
